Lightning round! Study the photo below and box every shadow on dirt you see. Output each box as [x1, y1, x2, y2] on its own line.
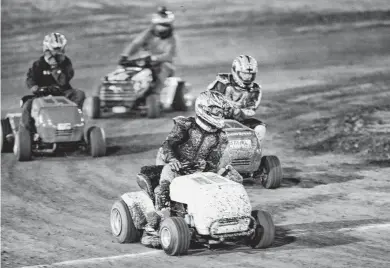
[105, 133, 167, 156]
[278, 166, 365, 189]
[187, 218, 388, 256]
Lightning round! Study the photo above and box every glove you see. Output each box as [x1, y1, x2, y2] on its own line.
[118, 55, 128, 65]
[30, 85, 39, 94]
[197, 159, 207, 171]
[168, 159, 182, 172]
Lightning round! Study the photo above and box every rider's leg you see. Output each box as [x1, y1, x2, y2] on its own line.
[151, 62, 174, 95]
[242, 118, 266, 145]
[154, 164, 178, 211]
[63, 88, 86, 109]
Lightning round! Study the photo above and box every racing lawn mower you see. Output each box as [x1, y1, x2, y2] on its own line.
[85, 55, 194, 119]
[110, 162, 275, 256]
[1, 86, 106, 161]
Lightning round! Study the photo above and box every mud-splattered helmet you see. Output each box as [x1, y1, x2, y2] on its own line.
[43, 32, 67, 55]
[231, 55, 258, 88]
[195, 91, 226, 131]
[151, 6, 175, 39]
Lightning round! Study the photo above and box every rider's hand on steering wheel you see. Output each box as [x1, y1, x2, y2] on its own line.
[169, 159, 182, 172]
[118, 55, 128, 65]
[197, 159, 207, 171]
[30, 85, 39, 94]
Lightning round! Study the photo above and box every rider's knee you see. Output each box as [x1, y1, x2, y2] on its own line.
[254, 124, 266, 143]
[160, 165, 176, 184]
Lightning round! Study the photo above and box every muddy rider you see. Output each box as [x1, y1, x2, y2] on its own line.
[138, 91, 242, 247]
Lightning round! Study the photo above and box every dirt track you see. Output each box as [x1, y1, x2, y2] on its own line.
[2, 1, 390, 268]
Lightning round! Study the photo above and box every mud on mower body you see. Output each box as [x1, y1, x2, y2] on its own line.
[85, 57, 195, 119]
[110, 164, 275, 256]
[219, 119, 283, 189]
[1, 93, 106, 161]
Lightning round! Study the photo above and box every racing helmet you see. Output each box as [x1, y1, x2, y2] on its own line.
[43, 32, 67, 55]
[231, 55, 258, 88]
[195, 91, 226, 131]
[151, 6, 175, 39]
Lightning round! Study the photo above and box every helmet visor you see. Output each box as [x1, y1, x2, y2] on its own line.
[239, 72, 256, 84]
[50, 46, 65, 55]
[206, 105, 224, 118]
[155, 23, 171, 31]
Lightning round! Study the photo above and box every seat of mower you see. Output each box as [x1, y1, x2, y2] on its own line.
[20, 95, 35, 107]
[138, 165, 164, 194]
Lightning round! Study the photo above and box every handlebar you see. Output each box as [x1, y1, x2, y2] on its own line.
[118, 56, 153, 68]
[34, 86, 63, 97]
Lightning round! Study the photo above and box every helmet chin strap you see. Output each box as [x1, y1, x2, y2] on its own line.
[195, 117, 218, 132]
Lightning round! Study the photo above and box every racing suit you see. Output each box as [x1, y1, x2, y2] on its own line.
[154, 115, 229, 209]
[21, 56, 86, 132]
[208, 73, 266, 144]
[122, 26, 177, 95]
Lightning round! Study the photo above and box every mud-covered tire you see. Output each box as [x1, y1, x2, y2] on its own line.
[110, 200, 142, 243]
[171, 82, 187, 111]
[89, 127, 106, 157]
[146, 94, 161, 119]
[14, 127, 32, 162]
[247, 210, 275, 249]
[159, 217, 191, 256]
[1, 118, 13, 153]
[259, 155, 283, 189]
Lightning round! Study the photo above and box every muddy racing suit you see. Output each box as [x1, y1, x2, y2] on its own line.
[155, 116, 229, 208]
[121, 26, 177, 95]
[208, 73, 266, 144]
[20, 56, 86, 132]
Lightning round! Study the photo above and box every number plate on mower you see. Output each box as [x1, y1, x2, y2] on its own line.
[112, 106, 127, 113]
[229, 140, 252, 149]
[57, 123, 72, 130]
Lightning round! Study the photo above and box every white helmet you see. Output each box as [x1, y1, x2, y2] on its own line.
[151, 6, 175, 38]
[195, 91, 226, 131]
[231, 55, 258, 88]
[42, 32, 67, 54]
[151, 6, 175, 25]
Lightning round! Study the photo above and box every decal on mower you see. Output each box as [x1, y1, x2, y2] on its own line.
[226, 131, 252, 137]
[229, 140, 252, 149]
[57, 123, 72, 130]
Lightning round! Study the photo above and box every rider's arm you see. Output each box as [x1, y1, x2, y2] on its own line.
[51, 57, 75, 87]
[237, 87, 262, 120]
[121, 28, 152, 57]
[207, 80, 228, 95]
[152, 36, 176, 63]
[204, 131, 229, 173]
[26, 61, 40, 91]
[161, 116, 191, 162]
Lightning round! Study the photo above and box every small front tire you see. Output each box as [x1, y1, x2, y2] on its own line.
[146, 94, 161, 119]
[14, 127, 32, 162]
[247, 210, 275, 249]
[89, 127, 106, 157]
[259, 155, 283, 189]
[159, 217, 191, 256]
[1, 118, 13, 153]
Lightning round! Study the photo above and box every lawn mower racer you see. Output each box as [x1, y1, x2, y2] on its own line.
[111, 161, 275, 256]
[1, 33, 106, 160]
[21, 32, 86, 138]
[86, 6, 193, 118]
[207, 55, 266, 145]
[120, 6, 177, 97]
